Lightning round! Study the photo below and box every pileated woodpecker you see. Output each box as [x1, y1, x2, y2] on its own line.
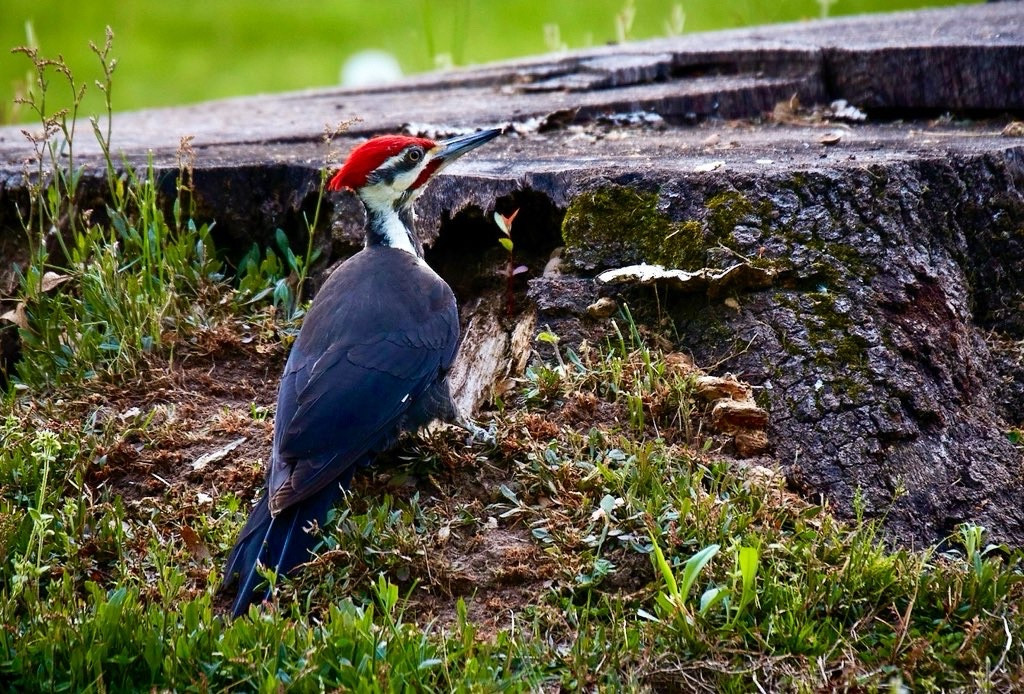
[222, 128, 501, 617]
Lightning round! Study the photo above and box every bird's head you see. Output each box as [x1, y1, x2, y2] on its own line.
[327, 128, 501, 211]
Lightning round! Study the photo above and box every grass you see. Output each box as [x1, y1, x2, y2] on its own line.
[1, 0, 980, 122]
[2, 295, 1022, 690]
[1, 25, 1022, 694]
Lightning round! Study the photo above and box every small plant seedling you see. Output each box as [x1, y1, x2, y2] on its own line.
[494, 208, 526, 315]
[536, 326, 567, 372]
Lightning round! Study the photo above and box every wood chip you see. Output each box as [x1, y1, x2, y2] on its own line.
[191, 437, 247, 471]
[693, 160, 725, 173]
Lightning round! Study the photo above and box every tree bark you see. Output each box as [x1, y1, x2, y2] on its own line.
[1, 3, 1022, 545]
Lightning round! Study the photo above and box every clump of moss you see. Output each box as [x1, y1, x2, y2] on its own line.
[806, 292, 860, 353]
[561, 186, 709, 271]
[800, 238, 877, 284]
[705, 190, 756, 240]
[561, 185, 781, 275]
[765, 287, 873, 402]
[803, 290, 871, 399]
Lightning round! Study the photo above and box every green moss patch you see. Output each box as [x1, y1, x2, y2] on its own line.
[561, 186, 777, 272]
[706, 190, 757, 239]
[561, 187, 702, 270]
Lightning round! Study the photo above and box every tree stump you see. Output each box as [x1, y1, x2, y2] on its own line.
[1, 3, 1023, 547]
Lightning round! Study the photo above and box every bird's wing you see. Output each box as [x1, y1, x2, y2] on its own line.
[268, 298, 458, 512]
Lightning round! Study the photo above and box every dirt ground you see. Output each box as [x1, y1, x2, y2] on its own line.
[76, 320, 569, 633]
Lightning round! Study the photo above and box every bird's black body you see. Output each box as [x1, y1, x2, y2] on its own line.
[221, 126, 499, 618]
[223, 248, 459, 616]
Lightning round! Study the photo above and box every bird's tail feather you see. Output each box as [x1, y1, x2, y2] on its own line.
[221, 481, 343, 618]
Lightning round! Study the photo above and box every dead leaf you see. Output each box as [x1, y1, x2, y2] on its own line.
[664, 352, 696, 376]
[771, 93, 802, 123]
[0, 303, 28, 330]
[180, 525, 212, 560]
[1002, 121, 1024, 137]
[41, 271, 71, 292]
[118, 406, 142, 421]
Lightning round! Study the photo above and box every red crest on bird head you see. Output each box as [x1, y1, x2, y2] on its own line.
[327, 135, 436, 191]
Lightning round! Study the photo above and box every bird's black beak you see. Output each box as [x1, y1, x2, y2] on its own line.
[433, 128, 502, 162]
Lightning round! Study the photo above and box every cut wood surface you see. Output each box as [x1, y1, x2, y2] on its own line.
[1, 3, 1023, 546]
[1, 4, 1021, 161]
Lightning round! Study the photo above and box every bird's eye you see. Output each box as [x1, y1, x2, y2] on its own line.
[407, 148, 423, 163]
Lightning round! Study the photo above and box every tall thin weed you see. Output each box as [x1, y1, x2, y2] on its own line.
[9, 29, 223, 388]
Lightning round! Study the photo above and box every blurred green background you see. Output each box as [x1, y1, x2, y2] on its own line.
[2, 0, 978, 122]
